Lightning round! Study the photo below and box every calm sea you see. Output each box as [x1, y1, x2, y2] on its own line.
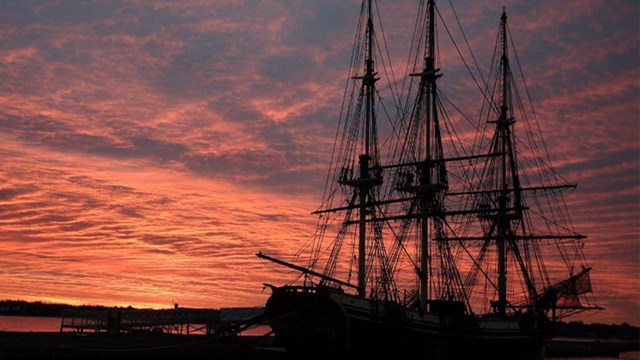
[0, 315, 61, 332]
[0, 315, 637, 359]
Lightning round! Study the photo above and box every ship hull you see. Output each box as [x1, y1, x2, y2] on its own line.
[266, 286, 551, 360]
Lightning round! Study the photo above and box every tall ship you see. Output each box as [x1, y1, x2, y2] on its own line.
[257, 1, 600, 359]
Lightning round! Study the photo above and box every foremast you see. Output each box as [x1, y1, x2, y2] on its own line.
[258, 0, 393, 298]
[302, 0, 386, 297]
[338, 0, 384, 296]
[353, 0, 382, 296]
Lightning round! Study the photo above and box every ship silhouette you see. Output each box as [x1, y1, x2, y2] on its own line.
[257, 1, 600, 359]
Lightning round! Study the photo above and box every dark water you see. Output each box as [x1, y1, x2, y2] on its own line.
[547, 354, 639, 360]
[0, 316, 637, 359]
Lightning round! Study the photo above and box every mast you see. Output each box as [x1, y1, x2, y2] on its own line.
[458, 7, 598, 318]
[495, 7, 511, 317]
[402, 0, 445, 310]
[307, 0, 383, 296]
[419, 0, 437, 311]
[357, 0, 379, 296]
[494, 8, 532, 316]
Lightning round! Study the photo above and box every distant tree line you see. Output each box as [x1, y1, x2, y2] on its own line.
[0, 300, 132, 318]
[1, 300, 638, 340]
[555, 320, 639, 341]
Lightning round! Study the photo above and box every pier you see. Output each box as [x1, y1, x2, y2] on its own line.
[59, 306, 264, 336]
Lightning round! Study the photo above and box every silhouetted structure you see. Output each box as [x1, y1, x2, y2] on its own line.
[57, 306, 265, 335]
[257, 1, 601, 359]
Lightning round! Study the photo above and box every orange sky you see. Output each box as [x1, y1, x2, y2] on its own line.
[0, 1, 638, 326]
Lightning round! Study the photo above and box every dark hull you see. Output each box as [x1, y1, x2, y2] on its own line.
[266, 286, 551, 360]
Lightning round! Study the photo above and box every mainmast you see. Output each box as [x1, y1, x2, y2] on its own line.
[420, 0, 437, 311]
[402, 0, 447, 310]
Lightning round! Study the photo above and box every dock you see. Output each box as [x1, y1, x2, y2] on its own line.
[59, 306, 264, 336]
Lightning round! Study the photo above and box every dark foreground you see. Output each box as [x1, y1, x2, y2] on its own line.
[0, 332, 286, 360]
[0, 332, 638, 360]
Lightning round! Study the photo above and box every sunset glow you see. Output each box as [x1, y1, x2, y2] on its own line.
[0, 1, 637, 326]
